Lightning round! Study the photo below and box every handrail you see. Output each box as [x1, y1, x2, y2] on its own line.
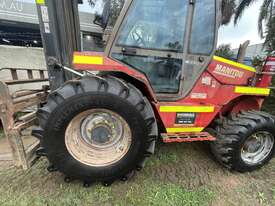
[257, 72, 275, 75]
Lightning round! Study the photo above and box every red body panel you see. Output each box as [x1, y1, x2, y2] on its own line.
[257, 56, 275, 88]
[74, 52, 157, 102]
[73, 52, 273, 134]
[208, 59, 254, 85]
[74, 52, 149, 83]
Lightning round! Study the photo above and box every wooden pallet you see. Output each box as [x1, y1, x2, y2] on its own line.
[0, 67, 49, 170]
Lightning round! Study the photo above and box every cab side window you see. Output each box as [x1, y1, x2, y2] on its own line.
[189, 0, 216, 55]
[116, 0, 188, 52]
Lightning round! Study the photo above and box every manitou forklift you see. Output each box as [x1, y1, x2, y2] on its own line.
[33, 0, 275, 186]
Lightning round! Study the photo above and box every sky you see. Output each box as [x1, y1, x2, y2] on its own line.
[22, 0, 264, 50]
[218, 1, 264, 49]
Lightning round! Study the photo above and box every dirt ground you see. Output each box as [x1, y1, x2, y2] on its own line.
[0, 86, 274, 206]
[0, 142, 274, 206]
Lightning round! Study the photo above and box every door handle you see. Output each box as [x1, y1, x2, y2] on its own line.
[198, 56, 205, 63]
[122, 47, 137, 55]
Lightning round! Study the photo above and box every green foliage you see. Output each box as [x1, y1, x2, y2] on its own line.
[122, 183, 215, 206]
[221, 0, 236, 25]
[272, 187, 275, 200]
[215, 44, 235, 59]
[258, 192, 268, 205]
[144, 184, 214, 206]
[264, 15, 275, 54]
[252, 55, 265, 67]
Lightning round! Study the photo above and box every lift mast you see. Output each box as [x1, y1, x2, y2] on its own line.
[36, 0, 82, 90]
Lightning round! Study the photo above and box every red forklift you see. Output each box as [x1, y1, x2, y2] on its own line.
[33, 0, 275, 186]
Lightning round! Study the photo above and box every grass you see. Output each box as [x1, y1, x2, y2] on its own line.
[0, 159, 215, 206]
[123, 183, 214, 206]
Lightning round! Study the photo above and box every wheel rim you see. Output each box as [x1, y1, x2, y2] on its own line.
[241, 131, 274, 165]
[65, 109, 132, 167]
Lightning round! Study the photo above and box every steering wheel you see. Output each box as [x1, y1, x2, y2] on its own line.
[153, 60, 182, 80]
[128, 23, 153, 47]
[131, 28, 147, 47]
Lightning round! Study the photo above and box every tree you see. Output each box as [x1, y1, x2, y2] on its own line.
[221, 0, 236, 25]
[215, 44, 235, 59]
[252, 55, 265, 67]
[264, 15, 275, 54]
[234, 0, 275, 52]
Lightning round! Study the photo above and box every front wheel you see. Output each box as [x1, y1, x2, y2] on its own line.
[211, 110, 275, 172]
[33, 76, 158, 183]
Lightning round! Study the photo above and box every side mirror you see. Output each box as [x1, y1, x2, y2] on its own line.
[93, 14, 105, 27]
[93, 1, 111, 29]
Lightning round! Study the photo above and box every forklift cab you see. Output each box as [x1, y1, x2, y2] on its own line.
[90, 0, 220, 99]
[105, 0, 219, 99]
[38, 0, 220, 100]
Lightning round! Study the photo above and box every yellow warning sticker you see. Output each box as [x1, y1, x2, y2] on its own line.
[73, 55, 104, 65]
[235, 86, 270, 96]
[166, 127, 204, 133]
[36, 0, 45, 5]
[160, 106, 214, 113]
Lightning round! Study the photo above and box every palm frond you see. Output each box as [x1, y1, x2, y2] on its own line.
[234, 0, 257, 24]
[263, 16, 275, 53]
[258, 0, 272, 38]
[221, 0, 236, 25]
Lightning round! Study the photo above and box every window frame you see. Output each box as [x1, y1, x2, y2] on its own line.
[188, 0, 217, 56]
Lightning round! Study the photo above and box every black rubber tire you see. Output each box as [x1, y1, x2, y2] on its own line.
[211, 110, 275, 172]
[32, 75, 158, 183]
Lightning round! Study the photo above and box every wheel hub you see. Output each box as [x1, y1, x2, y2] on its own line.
[90, 126, 111, 144]
[65, 109, 132, 167]
[241, 131, 274, 165]
[244, 138, 262, 153]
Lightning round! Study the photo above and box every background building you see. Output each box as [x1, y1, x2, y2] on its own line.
[0, 0, 103, 50]
[232, 43, 267, 58]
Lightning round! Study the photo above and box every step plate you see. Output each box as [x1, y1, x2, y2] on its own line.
[162, 132, 216, 143]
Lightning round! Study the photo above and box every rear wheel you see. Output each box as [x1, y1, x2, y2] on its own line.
[32, 75, 158, 183]
[211, 110, 275, 172]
